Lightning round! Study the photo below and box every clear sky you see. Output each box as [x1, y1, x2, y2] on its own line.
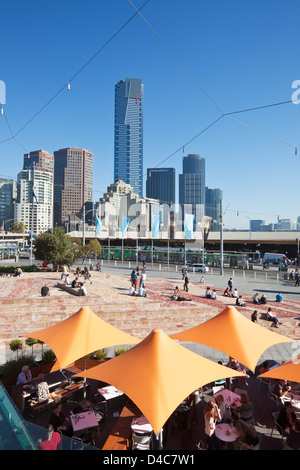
[0, 0, 299, 229]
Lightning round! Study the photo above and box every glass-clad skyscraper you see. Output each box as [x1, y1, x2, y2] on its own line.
[114, 78, 143, 196]
[179, 154, 205, 227]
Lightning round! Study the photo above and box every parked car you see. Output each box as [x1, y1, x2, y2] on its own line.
[191, 263, 209, 273]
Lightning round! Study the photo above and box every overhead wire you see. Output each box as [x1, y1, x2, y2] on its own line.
[128, 0, 299, 160]
[0, 0, 151, 145]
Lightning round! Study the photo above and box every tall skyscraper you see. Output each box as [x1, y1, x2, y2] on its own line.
[146, 168, 175, 206]
[114, 78, 143, 197]
[53, 148, 93, 226]
[179, 154, 205, 225]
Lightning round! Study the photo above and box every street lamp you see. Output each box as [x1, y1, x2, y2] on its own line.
[2, 218, 15, 239]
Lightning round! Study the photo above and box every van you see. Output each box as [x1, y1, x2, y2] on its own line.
[191, 263, 209, 273]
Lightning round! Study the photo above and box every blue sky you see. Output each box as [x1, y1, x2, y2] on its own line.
[0, 0, 299, 229]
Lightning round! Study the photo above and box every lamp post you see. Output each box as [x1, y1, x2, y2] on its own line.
[2, 218, 15, 239]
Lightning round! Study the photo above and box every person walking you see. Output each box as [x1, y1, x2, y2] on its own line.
[183, 272, 189, 292]
[228, 278, 233, 293]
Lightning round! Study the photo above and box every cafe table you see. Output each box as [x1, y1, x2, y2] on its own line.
[131, 416, 153, 435]
[282, 392, 300, 411]
[70, 410, 98, 432]
[215, 423, 237, 444]
[98, 385, 124, 417]
[213, 389, 242, 407]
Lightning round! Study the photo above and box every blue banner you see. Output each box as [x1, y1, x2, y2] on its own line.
[184, 214, 194, 239]
[95, 216, 101, 237]
[152, 214, 161, 238]
[120, 217, 131, 238]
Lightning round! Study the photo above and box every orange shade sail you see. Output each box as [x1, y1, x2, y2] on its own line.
[260, 354, 300, 382]
[21, 306, 140, 371]
[74, 328, 246, 434]
[170, 306, 294, 372]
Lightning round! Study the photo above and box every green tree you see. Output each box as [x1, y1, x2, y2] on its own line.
[84, 239, 102, 257]
[9, 339, 23, 359]
[34, 227, 75, 266]
[11, 221, 27, 233]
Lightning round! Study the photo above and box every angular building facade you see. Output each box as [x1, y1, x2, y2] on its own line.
[53, 148, 93, 226]
[114, 78, 143, 197]
[146, 168, 175, 206]
[23, 150, 54, 174]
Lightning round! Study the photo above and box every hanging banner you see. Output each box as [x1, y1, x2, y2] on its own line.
[95, 216, 102, 237]
[120, 217, 131, 238]
[184, 214, 194, 239]
[152, 214, 161, 239]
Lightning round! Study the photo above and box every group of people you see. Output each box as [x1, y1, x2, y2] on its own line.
[129, 266, 147, 297]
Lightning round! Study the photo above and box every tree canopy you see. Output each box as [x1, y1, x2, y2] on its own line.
[34, 227, 75, 266]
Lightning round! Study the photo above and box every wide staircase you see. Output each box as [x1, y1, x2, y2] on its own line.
[0, 295, 215, 354]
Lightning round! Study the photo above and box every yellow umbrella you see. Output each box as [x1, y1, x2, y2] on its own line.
[21, 306, 141, 371]
[74, 328, 246, 434]
[260, 354, 300, 382]
[170, 305, 294, 372]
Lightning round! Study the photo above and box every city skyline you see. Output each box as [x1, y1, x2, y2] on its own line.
[0, 1, 300, 230]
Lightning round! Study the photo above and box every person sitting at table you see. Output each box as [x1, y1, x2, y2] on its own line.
[232, 393, 254, 423]
[259, 294, 267, 304]
[205, 287, 211, 298]
[16, 365, 32, 386]
[204, 401, 221, 450]
[233, 419, 259, 450]
[227, 357, 239, 370]
[36, 373, 51, 404]
[273, 379, 292, 401]
[38, 424, 61, 450]
[277, 402, 297, 437]
[285, 420, 300, 449]
[49, 403, 73, 438]
[215, 394, 231, 424]
[236, 295, 245, 307]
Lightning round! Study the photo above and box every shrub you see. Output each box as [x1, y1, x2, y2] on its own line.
[87, 348, 108, 360]
[0, 355, 35, 378]
[114, 348, 129, 357]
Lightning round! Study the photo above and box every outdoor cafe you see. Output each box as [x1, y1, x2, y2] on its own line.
[7, 304, 299, 451]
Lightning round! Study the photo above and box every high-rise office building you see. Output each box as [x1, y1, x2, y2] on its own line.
[0, 178, 17, 230]
[114, 78, 143, 197]
[179, 154, 205, 225]
[146, 168, 175, 206]
[53, 148, 93, 226]
[14, 168, 53, 234]
[23, 150, 54, 173]
[205, 187, 222, 230]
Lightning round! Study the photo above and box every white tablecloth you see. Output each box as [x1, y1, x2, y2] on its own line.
[215, 423, 237, 442]
[71, 410, 98, 432]
[131, 416, 153, 434]
[213, 389, 241, 407]
[98, 385, 123, 400]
